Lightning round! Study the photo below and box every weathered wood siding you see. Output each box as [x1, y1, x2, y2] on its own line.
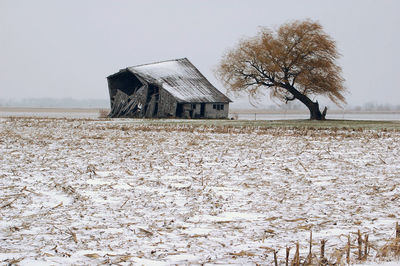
[204, 103, 229, 119]
[157, 89, 177, 117]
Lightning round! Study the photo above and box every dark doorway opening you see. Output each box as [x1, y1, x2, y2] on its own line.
[153, 102, 158, 116]
[200, 103, 205, 117]
[176, 104, 184, 117]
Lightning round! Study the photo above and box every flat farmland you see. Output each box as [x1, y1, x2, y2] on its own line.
[1, 117, 400, 265]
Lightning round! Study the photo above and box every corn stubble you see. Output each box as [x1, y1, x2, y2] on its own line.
[1, 117, 400, 265]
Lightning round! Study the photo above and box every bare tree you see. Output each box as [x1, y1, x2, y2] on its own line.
[216, 20, 347, 120]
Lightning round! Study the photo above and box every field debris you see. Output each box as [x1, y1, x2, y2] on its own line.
[1, 117, 400, 265]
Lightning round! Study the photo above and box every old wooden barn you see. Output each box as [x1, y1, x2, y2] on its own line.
[107, 58, 231, 118]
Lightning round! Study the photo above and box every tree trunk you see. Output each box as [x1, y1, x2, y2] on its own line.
[284, 83, 327, 120]
[307, 101, 326, 120]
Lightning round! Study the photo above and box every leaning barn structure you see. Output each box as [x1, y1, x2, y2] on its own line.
[107, 58, 231, 118]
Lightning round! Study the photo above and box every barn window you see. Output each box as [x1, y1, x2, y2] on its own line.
[213, 104, 224, 110]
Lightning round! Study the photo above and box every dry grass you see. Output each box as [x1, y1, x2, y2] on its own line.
[98, 109, 110, 119]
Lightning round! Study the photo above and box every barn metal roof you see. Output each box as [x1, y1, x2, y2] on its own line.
[127, 58, 231, 103]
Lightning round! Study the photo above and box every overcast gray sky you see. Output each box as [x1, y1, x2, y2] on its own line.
[1, 0, 399, 108]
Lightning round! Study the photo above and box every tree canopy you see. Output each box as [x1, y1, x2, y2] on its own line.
[216, 20, 347, 120]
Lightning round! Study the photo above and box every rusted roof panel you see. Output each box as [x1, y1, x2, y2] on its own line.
[127, 58, 231, 103]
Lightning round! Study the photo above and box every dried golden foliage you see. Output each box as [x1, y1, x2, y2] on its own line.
[216, 19, 346, 107]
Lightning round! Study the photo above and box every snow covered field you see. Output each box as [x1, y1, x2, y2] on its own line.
[1, 117, 400, 265]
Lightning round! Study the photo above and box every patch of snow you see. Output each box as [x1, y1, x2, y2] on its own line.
[1, 118, 400, 265]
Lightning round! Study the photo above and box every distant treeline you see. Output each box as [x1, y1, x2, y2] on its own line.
[239, 101, 400, 112]
[0, 98, 109, 108]
[350, 102, 400, 111]
[1, 98, 399, 111]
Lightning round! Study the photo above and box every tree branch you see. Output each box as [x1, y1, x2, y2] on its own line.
[237, 63, 276, 88]
[285, 95, 296, 103]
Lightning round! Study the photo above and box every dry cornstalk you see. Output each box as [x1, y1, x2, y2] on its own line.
[273, 249, 278, 266]
[21, 186, 41, 195]
[320, 239, 325, 260]
[120, 198, 129, 209]
[0, 198, 17, 208]
[308, 230, 312, 265]
[292, 242, 300, 266]
[319, 239, 329, 266]
[298, 161, 308, 172]
[138, 228, 153, 236]
[346, 234, 351, 264]
[68, 229, 78, 243]
[321, 239, 326, 263]
[51, 202, 63, 209]
[358, 229, 362, 260]
[84, 253, 100, 259]
[286, 247, 290, 266]
[364, 234, 369, 259]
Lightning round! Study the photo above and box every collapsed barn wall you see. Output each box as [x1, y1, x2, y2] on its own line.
[107, 71, 180, 118]
[108, 86, 147, 117]
[107, 70, 148, 118]
[107, 71, 143, 107]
